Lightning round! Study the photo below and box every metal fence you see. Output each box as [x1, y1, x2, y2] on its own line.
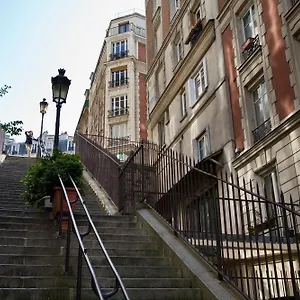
[76, 133, 300, 300]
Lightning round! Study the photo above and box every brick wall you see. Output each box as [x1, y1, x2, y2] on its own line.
[138, 42, 146, 62]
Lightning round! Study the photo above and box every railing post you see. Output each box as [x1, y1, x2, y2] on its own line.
[76, 247, 83, 300]
[59, 190, 64, 237]
[64, 212, 72, 275]
[280, 192, 299, 299]
[141, 141, 145, 203]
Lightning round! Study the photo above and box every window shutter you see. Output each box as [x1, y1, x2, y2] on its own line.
[192, 139, 199, 163]
[188, 78, 195, 107]
[202, 57, 208, 89]
[205, 128, 211, 156]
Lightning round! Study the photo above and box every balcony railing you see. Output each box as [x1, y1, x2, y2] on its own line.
[252, 118, 272, 143]
[108, 107, 129, 117]
[242, 34, 260, 60]
[108, 78, 129, 88]
[109, 50, 129, 61]
[106, 23, 146, 38]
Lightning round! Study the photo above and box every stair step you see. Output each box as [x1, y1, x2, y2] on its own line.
[0, 287, 202, 300]
[0, 276, 192, 288]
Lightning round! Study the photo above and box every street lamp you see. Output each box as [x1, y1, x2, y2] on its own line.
[51, 69, 71, 149]
[37, 98, 48, 158]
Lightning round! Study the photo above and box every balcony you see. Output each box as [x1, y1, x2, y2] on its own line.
[109, 50, 129, 61]
[108, 107, 129, 118]
[108, 78, 129, 88]
[185, 19, 203, 46]
[106, 23, 146, 38]
[242, 35, 260, 60]
[252, 118, 272, 143]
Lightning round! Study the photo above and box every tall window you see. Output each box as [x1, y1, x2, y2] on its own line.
[158, 117, 165, 146]
[180, 90, 187, 117]
[111, 95, 128, 116]
[188, 57, 208, 106]
[174, 36, 184, 64]
[194, 5, 202, 24]
[118, 22, 129, 34]
[170, 0, 180, 19]
[242, 5, 258, 40]
[110, 123, 128, 138]
[193, 131, 210, 162]
[263, 170, 279, 219]
[111, 69, 128, 86]
[111, 40, 128, 58]
[253, 81, 270, 127]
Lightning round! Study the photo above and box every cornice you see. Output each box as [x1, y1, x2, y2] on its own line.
[147, 20, 215, 128]
[232, 108, 300, 169]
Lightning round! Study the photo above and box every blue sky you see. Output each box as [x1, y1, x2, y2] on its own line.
[0, 0, 144, 142]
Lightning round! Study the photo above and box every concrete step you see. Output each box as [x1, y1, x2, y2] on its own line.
[0, 254, 169, 267]
[0, 276, 192, 289]
[0, 287, 202, 300]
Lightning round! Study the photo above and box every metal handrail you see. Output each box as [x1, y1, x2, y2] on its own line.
[58, 174, 130, 300]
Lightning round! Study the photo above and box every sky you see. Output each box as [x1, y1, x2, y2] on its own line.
[0, 0, 145, 142]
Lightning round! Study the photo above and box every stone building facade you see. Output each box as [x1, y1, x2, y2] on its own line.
[77, 11, 147, 142]
[218, 0, 300, 201]
[145, 0, 236, 171]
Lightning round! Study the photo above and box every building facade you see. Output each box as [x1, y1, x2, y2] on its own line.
[217, 0, 300, 201]
[145, 0, 235, 171]
[77, 11, 148, 143]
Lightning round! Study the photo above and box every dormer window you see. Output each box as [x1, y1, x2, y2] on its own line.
[118, 22, 130, 34]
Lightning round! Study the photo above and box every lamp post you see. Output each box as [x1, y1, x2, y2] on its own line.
[51, 69, 71, 149]
[37, 98, 48, 158]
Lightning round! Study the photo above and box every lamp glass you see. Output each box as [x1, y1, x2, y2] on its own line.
[40, 101, 48, 114]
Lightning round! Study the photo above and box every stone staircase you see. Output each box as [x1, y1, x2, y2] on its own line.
[0, 156, 203, 299]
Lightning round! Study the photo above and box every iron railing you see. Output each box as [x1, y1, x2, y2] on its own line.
[252, 118, 272, 143]
[75, 133, 121, 207]
[76, 134, 300, 299]
[242, 35, 261, 60]
[106, 23, 146, 38]
[108, 107, 129, 118]
[108, 78, 129, 88]
[109, 50, 129, 61]
[57, 174, 130, 300]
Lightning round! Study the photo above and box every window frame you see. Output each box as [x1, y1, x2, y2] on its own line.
[193, 130, 210, 162]
[241, 4, 258, 41]
[158, 116, 166, 146]
[111, 95, 128, 116]
[110, 122, 128, 138]
[188, 57, 208, 107]
[111, 40, 128, 55]
[180, 89, 187, 117]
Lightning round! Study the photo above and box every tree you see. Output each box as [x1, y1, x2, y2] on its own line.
[0, 85, 23, 136]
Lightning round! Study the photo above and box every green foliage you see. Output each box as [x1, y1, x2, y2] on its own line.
[0, 85, 11, 97]
[1, 120, 23, 136]
[21, 149, 84, 208]
[0, 85, 23, 136]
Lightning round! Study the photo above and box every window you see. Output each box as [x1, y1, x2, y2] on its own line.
[188, 58, 208, 106]
[170, 0, 180, 19]
[193, 131, 210, 162]
[111, 40, 128, 59]
[118, 23, 129, 34]
[194, 5, 202, 24]
[242, 5, 258, 40]
[110, 123, 128, 138]
[153, 29, 158, 55]
[174, 37, 184, 64]
[180, 90, 187, 117]
[110, 95, 128, 116]
[263, 170, 279, 219]
[111, 69, 128, 87]
[158, 117, 165, 146]
[165, 107, 170, 124]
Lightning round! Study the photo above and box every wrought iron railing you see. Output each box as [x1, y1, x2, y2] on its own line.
[106, 23, 146, 38]
[76, 133, 300, 299]
[108, 78, 129, 88]
[252, 118, 272, 143]
[108, 107, 129, 118]
[57, 174, 130, 300]
[242, 35, 261, 60]
[109, 50, 129, 61]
